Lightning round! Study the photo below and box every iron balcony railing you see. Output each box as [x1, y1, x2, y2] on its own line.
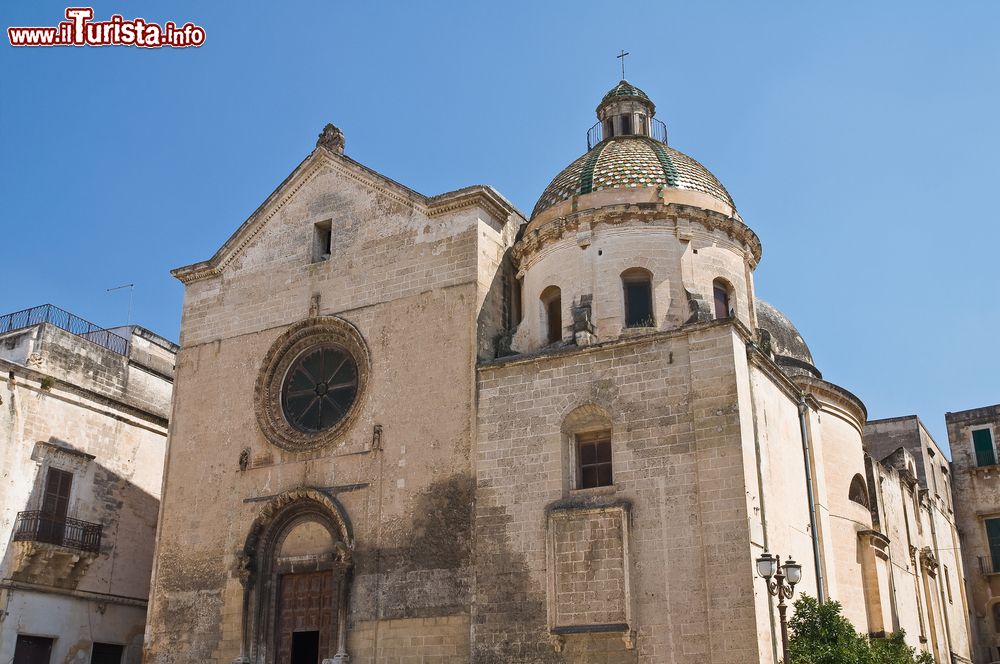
[13, 510, 103, 553]
[979, 555, 1000, 575]
[0, 304, 130, 356]
[587, 117, 668, 150]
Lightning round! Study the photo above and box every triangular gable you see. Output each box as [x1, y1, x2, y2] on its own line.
[172, 132, 525, 285]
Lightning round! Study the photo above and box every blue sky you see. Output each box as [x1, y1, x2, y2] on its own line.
[2, 1, 997, 449]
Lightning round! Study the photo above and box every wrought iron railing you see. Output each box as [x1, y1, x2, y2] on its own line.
[979, 555, 1000, 575]
[587, 117, 668, 150]
[13, 510, 103, 553]
[0, 304, 130, 356]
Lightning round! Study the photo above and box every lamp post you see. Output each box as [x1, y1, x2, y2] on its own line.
[755, 552, 803, 663]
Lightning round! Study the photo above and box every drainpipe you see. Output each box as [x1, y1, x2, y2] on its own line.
[798, 394, 826, 603]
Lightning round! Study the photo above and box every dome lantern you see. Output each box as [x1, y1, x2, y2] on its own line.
[589, 80, 667, 148]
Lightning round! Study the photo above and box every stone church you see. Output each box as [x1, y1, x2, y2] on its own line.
[143, 80, 974, 663]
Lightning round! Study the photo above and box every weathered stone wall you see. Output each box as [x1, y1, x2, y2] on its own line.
[475, 322, 762, 664]
[741, 359, 820, 662]
[864, 416, 973, 662]
[511, 210, 756, 353]
[144, 152, 521, 663]
[0, 323, 171, 664]
[948, 404, 1000, 663]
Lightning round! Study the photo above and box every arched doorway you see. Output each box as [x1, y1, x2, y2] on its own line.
[237, 488, 353, 664]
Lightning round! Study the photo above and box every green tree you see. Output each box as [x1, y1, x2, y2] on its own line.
[787, 596, 934, 664]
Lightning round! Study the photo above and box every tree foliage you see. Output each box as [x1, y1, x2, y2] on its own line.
[787, 596, 934, 664]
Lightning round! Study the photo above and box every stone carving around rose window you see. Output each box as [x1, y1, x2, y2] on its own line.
[254, 317, 370, 452]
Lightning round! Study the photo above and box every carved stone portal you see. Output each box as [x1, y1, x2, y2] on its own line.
[238, 488, 354, 664]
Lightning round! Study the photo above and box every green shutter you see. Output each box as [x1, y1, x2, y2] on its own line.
[974, 429, 996, 467]
[986, 519, 1000, 572]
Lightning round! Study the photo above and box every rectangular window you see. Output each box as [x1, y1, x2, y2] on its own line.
[974, 428, 996, 467]
[577, 431, 613, 489]
[944, 565, 953, 603]
[13, 635, 53, 664]
[623, 280, 653, 327]
[312, 220, 332, 263]
[91, 643, 124, 664]
[986, 518, 1000, 573]
[713, 283, 730, 319]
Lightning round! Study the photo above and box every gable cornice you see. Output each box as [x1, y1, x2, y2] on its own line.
[171, 147, 525, 285]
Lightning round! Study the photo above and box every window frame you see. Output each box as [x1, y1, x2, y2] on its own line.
[712, 278, 733, 320]
[621, 268, 654, 328]
[574, 430, 613, 490]
[985, 517, 1000, 573]
[312, 219, 333, 263]
[972, 425, 997, 468]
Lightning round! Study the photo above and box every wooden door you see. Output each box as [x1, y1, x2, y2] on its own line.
[39, 468, 72, 544]
[275, 570, 336, 664]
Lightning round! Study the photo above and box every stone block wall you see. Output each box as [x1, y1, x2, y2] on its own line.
[475, 321, 762, 664]
[947, 405, 1000, 663]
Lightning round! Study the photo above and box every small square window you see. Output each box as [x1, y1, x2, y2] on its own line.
[312, 220, 332, 263]
[577, 431, 612, 489]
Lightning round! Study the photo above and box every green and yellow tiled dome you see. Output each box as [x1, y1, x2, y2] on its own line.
[599, 80, 654, 110]
[530, 136, 736, 219]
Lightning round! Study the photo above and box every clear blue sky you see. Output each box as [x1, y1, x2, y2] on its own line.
[2, 1, 997, 449]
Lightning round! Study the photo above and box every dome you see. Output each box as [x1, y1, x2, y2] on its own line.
[754, 299, 821, 379]
[599, 80, 654, 110]
[531, 136, 737, 219]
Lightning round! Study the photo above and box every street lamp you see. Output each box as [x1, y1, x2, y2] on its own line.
[755, 552, 802, 663]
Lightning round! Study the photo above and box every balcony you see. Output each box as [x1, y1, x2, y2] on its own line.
[587, 117, 668, 150]
[0, 304, 130, 355]
[978, 555, 1000, 575]
[11, 511, 102, 589]
[14, 511, 102, 552]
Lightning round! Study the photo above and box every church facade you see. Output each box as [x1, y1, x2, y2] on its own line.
[143, 80, 974, 663]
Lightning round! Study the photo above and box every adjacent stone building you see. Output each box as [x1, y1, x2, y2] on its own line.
[948, 404, 1000, 663]
[0, 305, 176, 664]
[142, 79, 974, 663]
[864, 416, 972, 662]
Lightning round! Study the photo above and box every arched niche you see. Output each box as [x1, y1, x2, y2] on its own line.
[236, 488, 354, 664]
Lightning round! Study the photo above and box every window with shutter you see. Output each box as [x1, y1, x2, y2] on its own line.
[974, 428, 996, 467]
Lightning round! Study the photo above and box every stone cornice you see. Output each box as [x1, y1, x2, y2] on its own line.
[172, 147, 525, 285]
[0, 358, 169, 431]
[793, 375, 868, 435]
[513, 202, 762, 269]
[0, 579, 148, 609]
[479, 317, 755, 372]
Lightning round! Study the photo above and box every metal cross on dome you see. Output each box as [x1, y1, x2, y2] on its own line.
[617, 49, 629, 79]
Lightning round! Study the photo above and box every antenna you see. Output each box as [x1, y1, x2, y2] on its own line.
[107, 283, 135, 326]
